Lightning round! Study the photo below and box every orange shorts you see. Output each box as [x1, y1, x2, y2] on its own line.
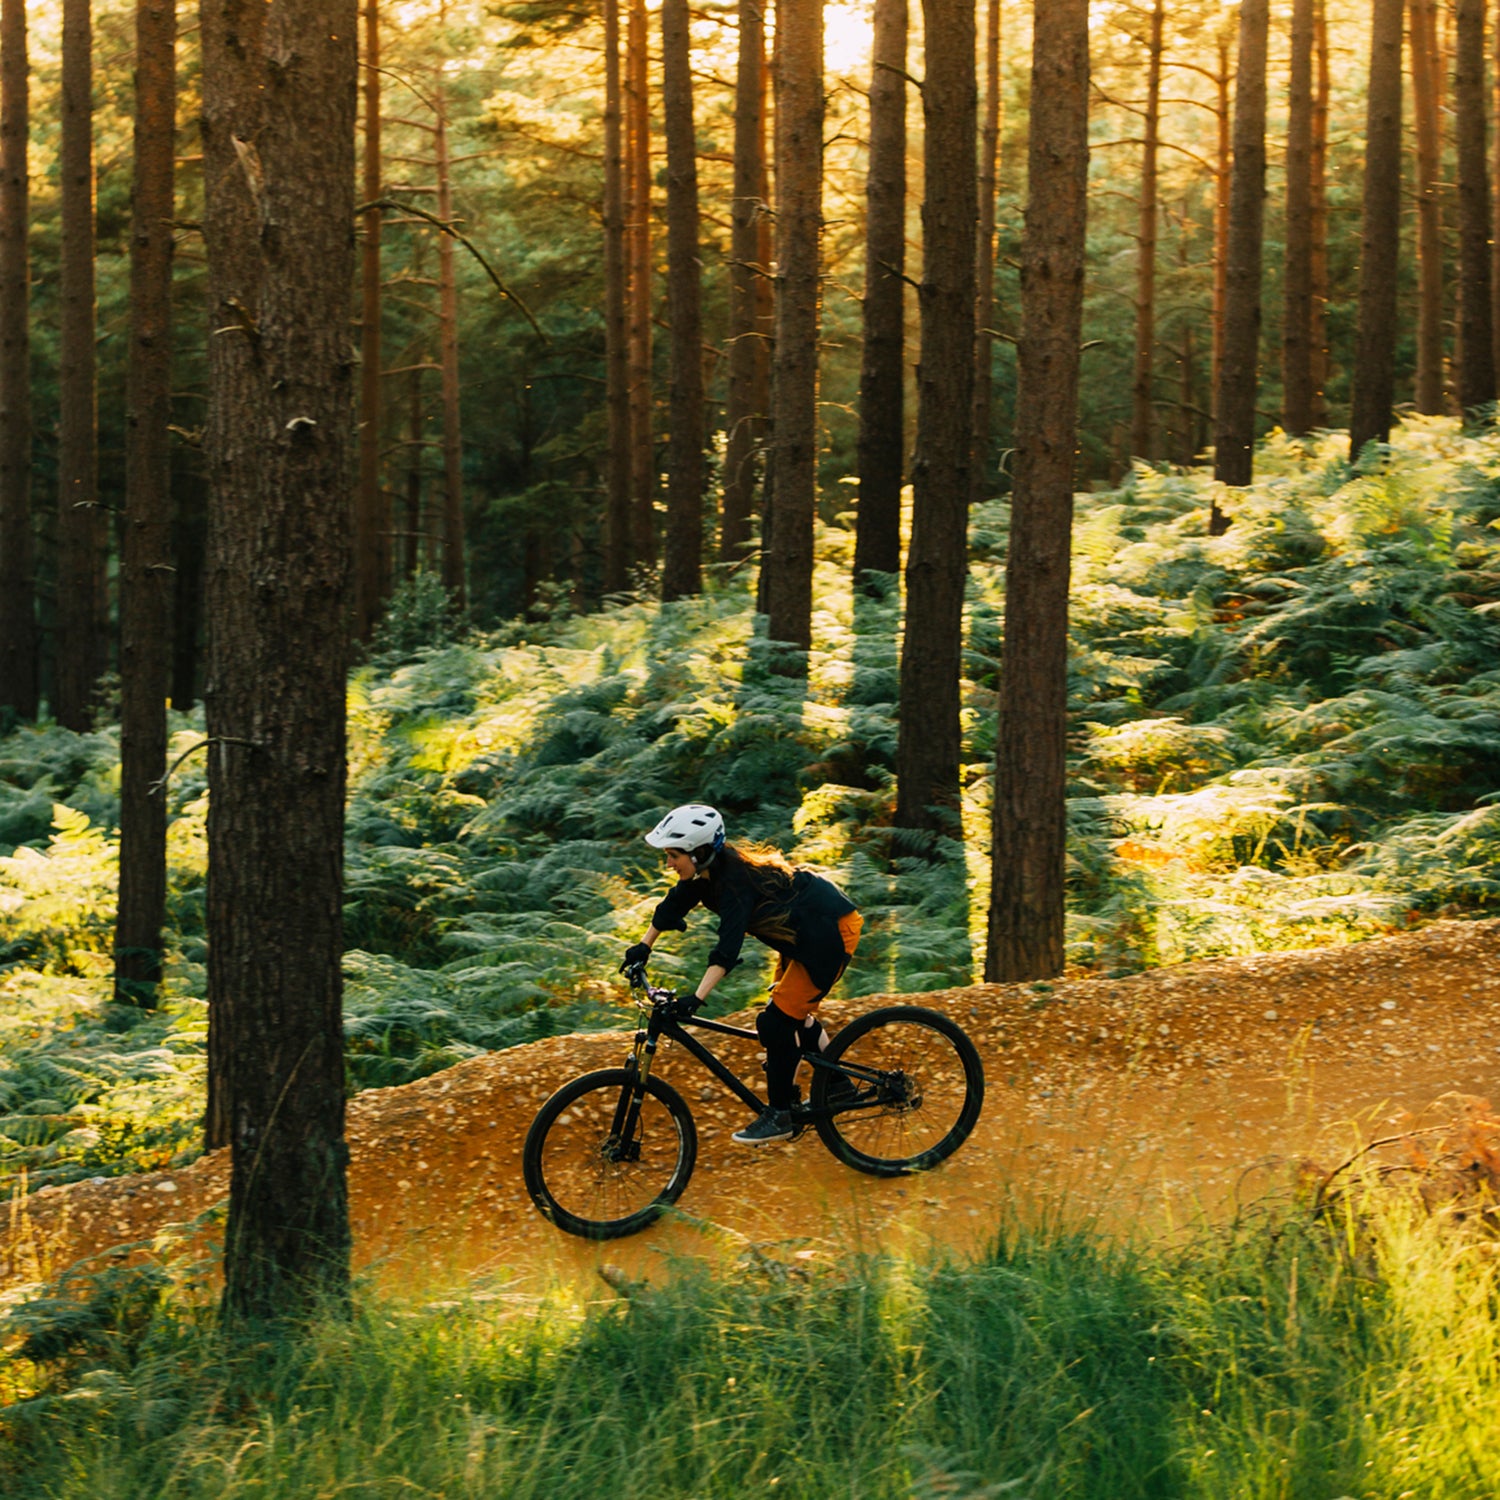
[769, 911, 864, 1021]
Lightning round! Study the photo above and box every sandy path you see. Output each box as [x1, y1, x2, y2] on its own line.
[5, 919, 1498, 1297]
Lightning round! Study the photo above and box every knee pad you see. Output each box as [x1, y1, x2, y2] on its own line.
[756, 1003, 801, 1054]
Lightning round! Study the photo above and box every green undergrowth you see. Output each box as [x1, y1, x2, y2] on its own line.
[3, 1189, 1498, 1498]
[3, 415, 1500, 1188]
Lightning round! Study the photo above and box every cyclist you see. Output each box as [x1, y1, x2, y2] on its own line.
[621, 803, 863, 1145]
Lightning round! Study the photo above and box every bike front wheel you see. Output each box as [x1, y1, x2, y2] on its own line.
[522, 1067, 698, 1240]
[811, 1006, 984, 1177]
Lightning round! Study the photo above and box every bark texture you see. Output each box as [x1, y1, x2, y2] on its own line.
[1348, 0, 1406, 460]
[434, 90, 466, 610]
[1282, 0, 1315, 436]
[56, 0, 101, 729]
[1129, 0, 1162, 462]
[763, 0, 822, 655]
[602, 0, 631, 592]
[985, 0, 1088, 982]
[626, 0, 654, 567]
[1310, 0, 1329, 426]
[895, 0, 976, 832]
[1454, 0, 1495, 411]
[853, 0, 907, 584]
[971, 0, 1002, 503]
[115, 0, 177, 1009]
[1212, 0, 1268, 494]
[0, 0, 34, 720]
[720, 0, 770, 565]
[201, 0, 355, 1323]
[660, 0, 704, 600]
[355, 0, 387, 640]
[1410, 0, 1444, 414]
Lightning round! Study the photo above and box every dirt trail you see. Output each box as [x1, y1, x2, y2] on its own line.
[5, 920, 1499, 1297]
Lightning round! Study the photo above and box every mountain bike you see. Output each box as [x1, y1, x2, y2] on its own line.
[522, 966, 985, 1240]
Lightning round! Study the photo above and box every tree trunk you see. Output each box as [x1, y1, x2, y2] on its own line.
[720, 0, 769, 565]
[56, 0, 100, 730]
[896, 0, 977, 834]
[1282, 0, 1315, 436]
[355, 0, 387, 640]
[115, 0, 177, 1010]
[763, 0, 822, 656]
[985, 0, 1088, 982]
[602, 0, 630, 593]
[853, 0, 907, 584]
[170, 462, 205, 710]
[1493, 0, 1500, 381]
[971, 0, 1002, 503]
[660, 0, 704, 601]
[1129, 0, 1162, 463]
[0, 0, 35, 721]
[201, 0, 355, 1324]
[405, 357, 424, 578]
[626, 0, 654, 569]
[1310, 0, 1329, 426]
[1410, 0, 1445, 414]
[1348, 0, 1406, 460]
[1210, 30, 1230, 416]
[1454, 0, 1495, 411]
[434, 87, 466, 612]
[1212, 0, 1268, 503]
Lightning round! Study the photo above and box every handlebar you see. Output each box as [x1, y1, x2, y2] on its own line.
[622, 962, 699, 1020]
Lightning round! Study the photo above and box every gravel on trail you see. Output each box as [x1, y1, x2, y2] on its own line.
[4, 918, 1497, 1297]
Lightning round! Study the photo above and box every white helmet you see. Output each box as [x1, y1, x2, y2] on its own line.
[645, 804, 725, 862]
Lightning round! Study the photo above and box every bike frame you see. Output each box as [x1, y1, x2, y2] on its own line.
[625, 985, 889, 1123]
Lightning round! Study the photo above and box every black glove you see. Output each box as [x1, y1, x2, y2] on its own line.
[620, 943, 652, 976]
[671, 993, 703, 1020]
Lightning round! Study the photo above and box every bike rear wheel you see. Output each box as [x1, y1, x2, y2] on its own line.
[810, 1006, 984, 1176]
[522, 1067, 697, 1239]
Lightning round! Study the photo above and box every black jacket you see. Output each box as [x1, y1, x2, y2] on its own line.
[651, 845, 857, 991]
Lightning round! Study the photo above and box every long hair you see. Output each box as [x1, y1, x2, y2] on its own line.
[722, 840, 798, 942]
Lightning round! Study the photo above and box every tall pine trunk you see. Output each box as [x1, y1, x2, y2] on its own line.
[1212, 0, 1268, 503]
[1210, 30, 1230, 414]
[603, 0, 631, 592]
[1129, 0, 1162, 463]
[763, 0, 822, 656]
[1410, 0, 1445, 414]
[434, 86, 466, 611]
[895, 0, 976, 833]
[201, 0, 355, 1323]
[720, 0, 768, 564]
[1454, 0, 1495, 411]
[355, 0, 386, 640]
[971, 0, 1001, 504]
[1310, 0, 1329, 426]
[985, 0, 1088, 982]
[660, 0, 704, 600]
[1282, 0, 1315, 435]
[0, 0, 34, 720]
[853, 0, 906, 585]
[115, 0, 177, 1010]
[1348, 0, 1406, 460]
[626, 0, 654, 568]
[56, 0, 100, 730]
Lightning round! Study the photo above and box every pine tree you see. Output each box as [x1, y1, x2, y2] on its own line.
[0, 0, 35, 720]
[201, 0, 355, 1322]
[763, 0, 823, 656]
[1410, 0, 1445, 415]
[1130, 0, 1164, 463]
[895, 0, 976, 832]
[115, 0, 177, 1010]
[603, 0, 631, 592]
[1212, 0, 1268, 502]
[1348, 0, 1406, 459]
[986, 0, 1089, 981]
[971, 0, 1003, 504]
[853, 0, 907, 586]
[660, 0, 704, 600]
[1454, 0, 1495, 411]
[55, 0, 101, 730]
[1282, 0, 1316, 435]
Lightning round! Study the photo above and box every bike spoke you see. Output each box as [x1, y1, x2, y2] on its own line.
[832, 1023, 970, 1159]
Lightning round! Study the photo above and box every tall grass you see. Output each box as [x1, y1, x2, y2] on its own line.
[3, 1187, 1498, 1498]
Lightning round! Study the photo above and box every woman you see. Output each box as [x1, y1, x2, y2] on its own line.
[621, 803, 863, 1144]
